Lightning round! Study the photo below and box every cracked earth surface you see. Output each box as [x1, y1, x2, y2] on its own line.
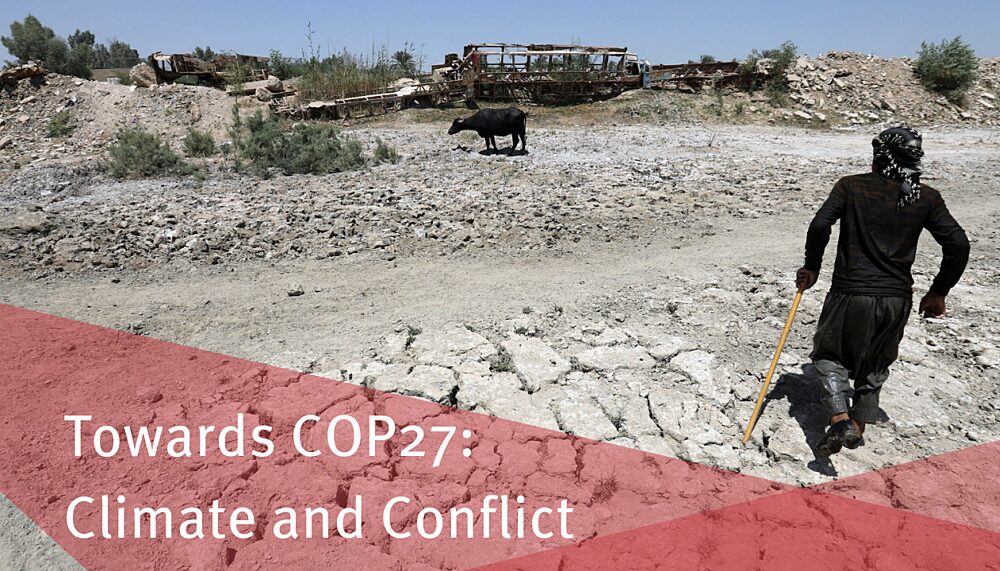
[2, 124, 999, 567]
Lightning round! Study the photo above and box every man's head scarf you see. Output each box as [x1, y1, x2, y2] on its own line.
[872, 126, 924, 208]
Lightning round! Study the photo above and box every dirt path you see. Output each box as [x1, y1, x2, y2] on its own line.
[3, 206, 818, 366]
[1, 192, 992, 366]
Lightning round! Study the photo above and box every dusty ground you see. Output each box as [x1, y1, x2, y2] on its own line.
[2, 122, 998, 485]
[2, 74, 1000, 565]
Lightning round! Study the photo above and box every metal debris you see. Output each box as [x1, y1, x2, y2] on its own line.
[145, 52, 270, 86]
[1, 62, 48, 86]
[271, 42, 764, 120]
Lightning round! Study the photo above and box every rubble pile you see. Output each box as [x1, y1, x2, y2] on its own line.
[784, 52, 1000, 126]
[0, 73, 254, 168]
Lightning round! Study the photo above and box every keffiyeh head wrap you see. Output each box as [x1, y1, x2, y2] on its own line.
[872, 126, 924, 208]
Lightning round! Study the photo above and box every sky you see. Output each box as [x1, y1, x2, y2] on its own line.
[2, 1, 999, 67]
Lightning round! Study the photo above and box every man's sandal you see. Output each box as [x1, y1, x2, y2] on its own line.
[817, 419, 864, 456]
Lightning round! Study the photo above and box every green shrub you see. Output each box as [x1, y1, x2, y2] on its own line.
[107, 128, 189, 179]
[914, 37, 978, 104]
[46, 110, 74, 138]
[182, 128, 217, 157]
[268, 49, 303, 80]
[230, 110, 366, 176]
[112, 70, 132, 85]
[373, 138, 399, 164]
[739, 41, 797, 106]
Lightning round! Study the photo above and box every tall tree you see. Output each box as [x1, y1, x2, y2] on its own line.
[66, 28, 97, 77]
[1, 14, 92, 78]
[2, 15, 58, 65]
[107, 40, 139, 67]
[68, 29, 95, 49]
[193, 46, 216, 61]
[392, 49, 416, 77]
[92, 43, 111, 68]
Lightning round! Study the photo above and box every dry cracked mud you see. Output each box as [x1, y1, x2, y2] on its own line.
[3, 122, 998, 482]
[2, 111, 999, 567]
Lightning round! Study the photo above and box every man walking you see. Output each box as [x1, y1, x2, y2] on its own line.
[795, 126, 970, 456]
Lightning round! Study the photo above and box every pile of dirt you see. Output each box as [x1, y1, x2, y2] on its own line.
[784, 52, 1000, 126]
[0, 73, 260, 168]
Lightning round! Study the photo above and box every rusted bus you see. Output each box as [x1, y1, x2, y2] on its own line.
[460, 43, 635, 74]
[448, 43, 649, 101]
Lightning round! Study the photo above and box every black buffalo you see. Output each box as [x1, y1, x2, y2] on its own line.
[448, 107, 527, 155]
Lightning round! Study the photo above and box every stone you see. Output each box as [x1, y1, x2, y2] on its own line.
[645, 335, 694, 361]
[456, 372, 522, 409]
[0, 136, 10, 149]
[0, 209, 51, 234]
[501, 335, 571, 391]
[680, 441, 742, 472]
[595, 392, 661, 438]
[575, 346, 655, 371]
[647, 388, 700, 443]
[411, 324, 496, 361]
[323, 361, 389, 386]
[766, 418, 815, 463]
[634, 435, 679, 457]
[287, 284, 305, 297]
[381, 331, 409, 359]
[552, 391, 619, 441]
[137, 388, 163, 403]
[975, 348, 1000, 368]
[462, 373, 560, 430]
[369, 364, 457, 403]
[591, 328, 631, 346]
[129, 62, 158, 88]
[670, 350, 716, 384]
[454, 359, 491, 376]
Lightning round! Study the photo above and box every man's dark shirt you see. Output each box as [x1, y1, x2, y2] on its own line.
[804, 171, 969, 297]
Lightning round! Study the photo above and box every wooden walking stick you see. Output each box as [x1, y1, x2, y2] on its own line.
[742, 286, 805, 445]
